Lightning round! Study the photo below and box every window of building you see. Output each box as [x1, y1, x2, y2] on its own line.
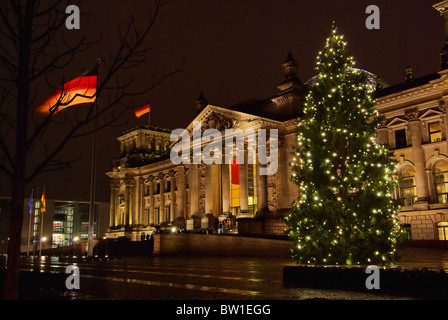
[400, 223, 412, 241]
[52, 203, 74, 248]
[437, 222, 448, 240]
[429, 122, 442, 143]
[165, 181, 171, 193]
[248, 163, 257, 214]
[399, 166, 417, 206]
[434, 161, 448, 204]
[164, 206, 170, 223]
[231, 159, 240, 214]
[394, 129, 408, 149]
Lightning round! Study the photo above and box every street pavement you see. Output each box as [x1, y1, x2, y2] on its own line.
[10, 247, 448, 300]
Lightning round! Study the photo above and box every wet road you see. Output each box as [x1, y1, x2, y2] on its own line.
[6, 247, 448, 300]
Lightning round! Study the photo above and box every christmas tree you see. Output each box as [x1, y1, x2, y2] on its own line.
[285, 26, 404, 266]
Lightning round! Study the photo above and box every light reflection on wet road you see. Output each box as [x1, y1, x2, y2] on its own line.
[2, 247, 448, 300]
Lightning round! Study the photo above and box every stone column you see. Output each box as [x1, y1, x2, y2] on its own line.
[141, 178, 148, 225]
[176, 166, 186, 228]
[133, 176, 142, 225]
[124, 184, 130, 226]
[189, 164, 199, 217]
[159, 175, 165, 223]
[169, 170, 176, 223]
[239, 158, 250, 216]
[148, 177, 155, 225]
[407, 115, 429, 202]
[109, 180, 119, 228]
[427, 168, 436, 203]
[187, 164, 200, 230]
[205, 165, 214, 215]
[117, 196, 123, 226]
[256, 163, 269, 216]
[129, 183, 135, 226]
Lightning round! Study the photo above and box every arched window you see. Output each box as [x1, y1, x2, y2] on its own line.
[434, 161, 448, 204]
[399, 166, 417, 206]
[437, 222, 448, 240]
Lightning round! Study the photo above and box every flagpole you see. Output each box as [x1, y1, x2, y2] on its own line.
[27, 188, 34, 257]
[33, 187, 39, 256]
[39, 185, 45, 257]
[88, 59, 100, 257]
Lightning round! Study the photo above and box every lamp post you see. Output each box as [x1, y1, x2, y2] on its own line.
[39, 237, 46, 257]
[73, 237, 79, 257]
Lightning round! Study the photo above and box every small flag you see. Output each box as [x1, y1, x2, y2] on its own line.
[135, 104, 151, 118]
[36, 64, 98, 114]
[40, 189, 46, 213]
[28, 189, 34, 215]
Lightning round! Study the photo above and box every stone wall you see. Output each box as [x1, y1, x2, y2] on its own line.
[400, 211, 448, 240]
[237, 217, 289, 236]
[264, 219, 289, 236]
[153, 233, 293, 258]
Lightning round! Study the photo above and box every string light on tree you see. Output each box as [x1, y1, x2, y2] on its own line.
[285, 25, 405, 266]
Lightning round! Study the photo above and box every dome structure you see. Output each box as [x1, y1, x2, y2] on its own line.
[305, 68, 389, 92]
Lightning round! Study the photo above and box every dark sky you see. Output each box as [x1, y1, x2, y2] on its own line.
[0, 0, 445, 202]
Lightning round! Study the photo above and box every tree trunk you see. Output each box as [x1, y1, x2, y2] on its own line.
[4, 176, 26, 300]
[3, 0, 33, 300]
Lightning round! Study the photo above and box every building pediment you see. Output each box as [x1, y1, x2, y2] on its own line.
[170, 105, 282, 149]
[419, 109, 444, 121]
[387, 117, 408, 128]
[190, 105, 253, 132]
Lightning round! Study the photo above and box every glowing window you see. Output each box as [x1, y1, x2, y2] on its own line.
[434, 161, 448, 204]
[399, 166, 417, 206]
[437, 222, 448, 240]
[429, 122, 442, 143]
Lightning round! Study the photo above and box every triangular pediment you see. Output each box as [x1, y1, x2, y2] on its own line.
[169, 104, 283, 149]
[189, 105, 257, 132]
[387, 117, 408, 127]
[419, 109, 443, 120]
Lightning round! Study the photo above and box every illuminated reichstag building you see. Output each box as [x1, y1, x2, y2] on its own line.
[105, 1, 448, 242]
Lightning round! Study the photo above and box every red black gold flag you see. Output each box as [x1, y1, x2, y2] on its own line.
[134, 104, 151, 118]
[36, 65, 98, 114]
[40, 189, 46, 213]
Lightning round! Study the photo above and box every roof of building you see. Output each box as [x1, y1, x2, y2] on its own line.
[374, 72, 441, 98]
[225, 97, 299, 122]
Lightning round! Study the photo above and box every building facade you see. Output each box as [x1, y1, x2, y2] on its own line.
[105, 1, 448, 242]
[106, 54, 302, 241]
[0, 197, 110, 254]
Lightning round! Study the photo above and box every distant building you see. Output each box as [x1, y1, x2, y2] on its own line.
[0, 197, 109, 254]
[105, 2, 448, 242]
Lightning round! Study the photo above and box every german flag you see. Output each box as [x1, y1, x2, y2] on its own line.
[134, 104, 151, 118]
[36, 65, 98, 114]
[40, 189, 46, 213]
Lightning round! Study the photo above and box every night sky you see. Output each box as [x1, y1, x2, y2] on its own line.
[0, 0, 445, 202]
